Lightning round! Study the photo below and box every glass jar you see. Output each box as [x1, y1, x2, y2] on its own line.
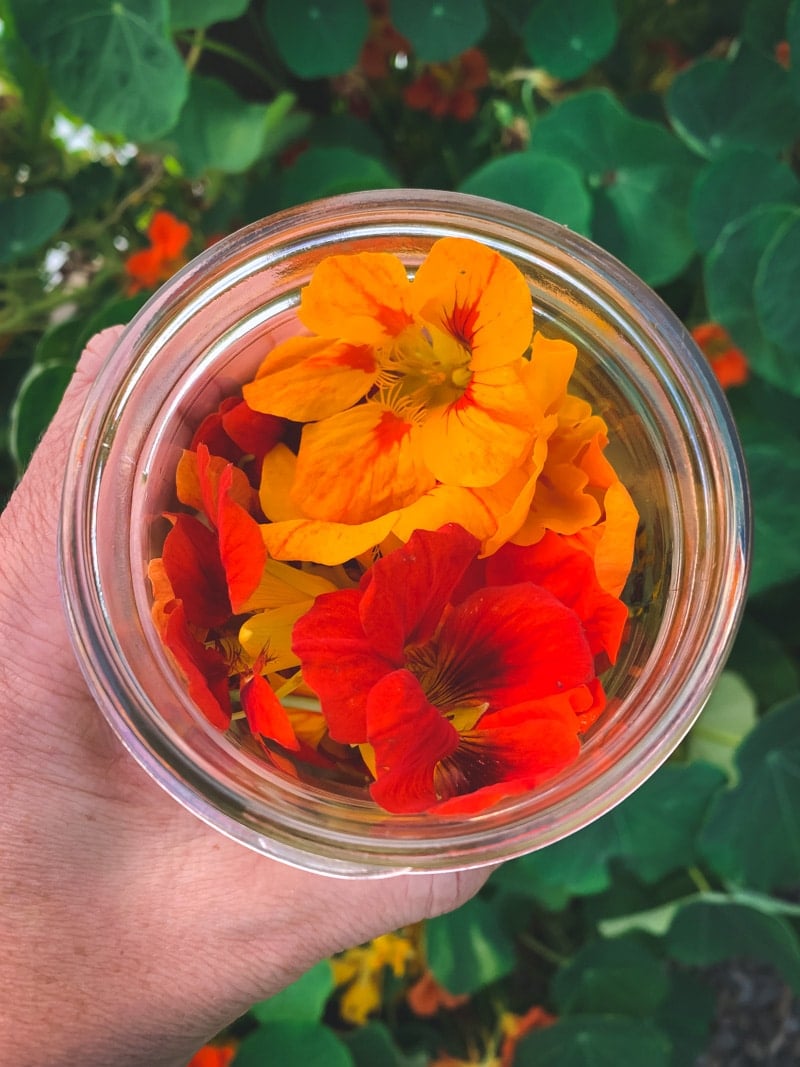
[59, 190, 750, 877]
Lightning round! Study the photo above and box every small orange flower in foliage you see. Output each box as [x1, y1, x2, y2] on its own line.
[186, 1043, 236, 1067]
[407, 968, 470, 1015]
[404, 48, 489, 121]
[691, 322, 749, 390]
[125, 210, 191, 294]
[148, 236, 638, 813]
[292, 523, 623, 814]
[499, 1005, 557, 1066]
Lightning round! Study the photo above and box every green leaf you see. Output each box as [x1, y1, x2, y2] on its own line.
[745, 443, 800, 595]
[392, 0, 488, 62]
[76, 295, 149, 352]
[9, 361, 74, 471]
[232, 1021, 354, 1067]
[689, 147, 800, 253]
[788, 0, 800, 103]
[170, 0, 248, 30]
[521, 0, 618, 81]
[686, 671, 758, 778]
[343, 1023, 428, 1067]
[164, 76, 297, 178]
[425, 896, 516, 995]
[666, 43, 800, 159]
[754, 213, 800, 353]
[654, 972, 716, 1067]
[742, 0, 792, 54]
[530, 89, 698, 286]
[250, 962, 334, 1025]
[8, 0, 188, 141]
[665, 899, 800, 992]
[264, 0, 369, 78]
[33, 317, 86, 366]
[700, 697, 800, 890]
[704, 205, 800, 394]
[513, 1016, 671, 1067]
[0, 190, 70, 266]
[553, 935, 669, 1017]
[727, 614, 800, 711]
[459, 153, 592, 234]
[277, 147, 398, 209]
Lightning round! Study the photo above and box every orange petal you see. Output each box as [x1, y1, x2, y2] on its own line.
[299, 251, 414, 344]
[243, 335, 379, 421]
[418, 380, 532, 486]
[240, 672, 299, 750]
[292, 403, 434, 523]
[176, 448, 254, 516]
[411, 237, 533, 372]
[260, 511, 397, 564]
[566, 481, 639, 597]
[524, 332, 579, 415]
[259, 444, 304, 522]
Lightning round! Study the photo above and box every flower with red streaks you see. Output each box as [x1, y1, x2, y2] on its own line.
[124, 210, 191, 294]
[292, 524, 623, 814]
[404, 48, 489, 121]
[691, 322, 749, 390]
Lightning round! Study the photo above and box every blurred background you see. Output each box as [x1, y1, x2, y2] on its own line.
[2, 1, 800, 1063]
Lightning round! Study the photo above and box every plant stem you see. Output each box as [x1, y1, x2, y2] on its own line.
[518, 932, 567, 966]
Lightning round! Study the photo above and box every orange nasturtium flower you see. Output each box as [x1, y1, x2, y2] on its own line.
[185, 1044, 236, 1067]
[125, 210, 191, 294]
[691, 322, 749, 390]
[404, 48, 490, 121]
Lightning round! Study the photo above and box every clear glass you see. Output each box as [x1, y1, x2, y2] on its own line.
[59, 190, 750, 877]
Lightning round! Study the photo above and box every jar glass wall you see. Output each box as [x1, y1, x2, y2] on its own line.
[59, 190, 750, 876]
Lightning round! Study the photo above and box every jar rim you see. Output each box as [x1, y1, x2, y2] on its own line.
[59, 190, 751, 875]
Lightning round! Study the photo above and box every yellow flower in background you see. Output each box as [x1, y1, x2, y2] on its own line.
[330, 930, 420, 1025]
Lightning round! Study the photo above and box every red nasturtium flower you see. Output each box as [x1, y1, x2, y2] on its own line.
[691, 322, 749, 390]
[185, 1044, 236, 1067]
[292, 524, 625, 814]
[404, 48, 490, 121]
[125, 210, 191, 294]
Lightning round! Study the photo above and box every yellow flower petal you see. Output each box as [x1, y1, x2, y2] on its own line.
[411, 237, 533, 372]
[237, 557, 337, 613]
[292, 403, 434, 523]
[238, 601, 312, 669]
[299, 251, 414, 344]
[243, 335, 379, 421]
[261, 511, 398, 564]
[259, 444, 303, 522]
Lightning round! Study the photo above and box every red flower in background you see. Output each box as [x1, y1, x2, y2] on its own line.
[691, 322, 749, 390]
[292, 524, 626, 814]
[186, 1044, 236, 1067]
[404, 48, 489, 121]
[125, 210, 191, 294]
[360, 0, 410, 79]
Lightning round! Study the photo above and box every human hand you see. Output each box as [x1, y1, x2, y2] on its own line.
[0, 328, 491, 1067]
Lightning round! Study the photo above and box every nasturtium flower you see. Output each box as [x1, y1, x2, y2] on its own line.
[691, 321, 749, 390]
[244, 237, 536, 523]
[124, 210, 191, 294]
[292, 524, 624, 814]
[331, 930, 419, 1025]
[404, 48, 490, 122]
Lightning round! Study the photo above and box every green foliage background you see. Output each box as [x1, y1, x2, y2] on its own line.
[2, 0, 800, 1062]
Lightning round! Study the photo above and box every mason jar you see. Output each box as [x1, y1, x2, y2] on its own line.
[58, 189, 750, 876]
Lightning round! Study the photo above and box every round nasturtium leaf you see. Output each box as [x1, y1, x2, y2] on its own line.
[788, 0, 800, 104]
[277, 147, 398, 209]
[705, 205, 800, 395]
[522, 0, 619, 81]
[744, 444, 800, 597]
[530, 89, 699, 286]
[9, 360, 75, 471]
[700, 697, 800, 887]
[164, 76, 298, 178]
[233, 1021, 354, 1067]
[513, 1016, 671, 1067]
[425, 895, 516, 996]
[170, 0, 249, 30]
[264, 0, 370, 78]
[667, 43, 800, 159]
[391, 0, 488, 62]
[754, 214, 800, 353]
[0, 190, 70, 266]
[689, 147, 800, 252]
[8, 0, 188, 142]
[459, 153, 592, 234]
[552, 935, 670, 1017]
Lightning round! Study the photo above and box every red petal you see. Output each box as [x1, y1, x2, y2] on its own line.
[240, 673, 299, 750]
[163, 603, 232, 729]
[221, 400, 285, 466]
[358, 524, 479, 660]
[485, 531, 629, 662]
[161, 514, 230, 628]
[434, 582, 595, 710]
[215, 466, 266, 612]
[433, 702, 581, 815]
[191, 397, 244, 463]
[291, 589, 394, 743]
[367, 670, 460, 814]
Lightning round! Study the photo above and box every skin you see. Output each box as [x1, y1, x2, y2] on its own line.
[0, 328, 491, 1067]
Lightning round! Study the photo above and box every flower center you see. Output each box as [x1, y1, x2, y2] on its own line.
[378, 323, 472, 411]
[404, 636, 487, 730]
